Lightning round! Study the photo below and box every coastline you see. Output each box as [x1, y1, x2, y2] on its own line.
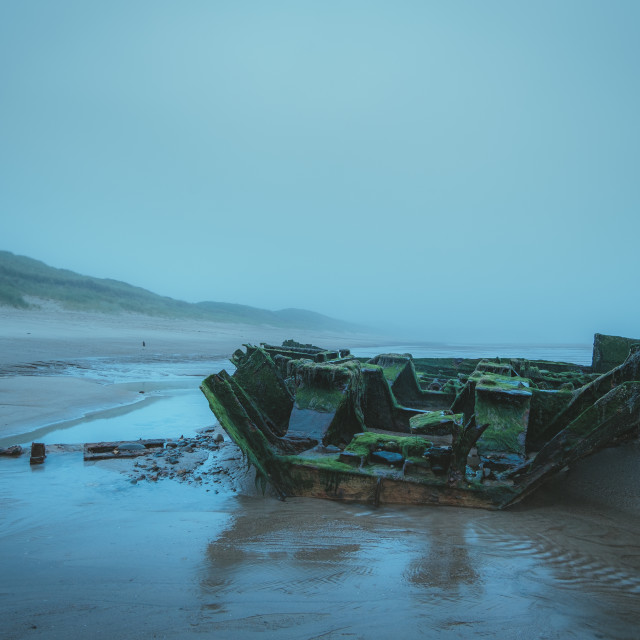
[0, 306, 388, 367]
[0, 306, 390, 442]
[0, 376, 145, 443]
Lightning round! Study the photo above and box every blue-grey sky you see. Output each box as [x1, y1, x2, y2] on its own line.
[1, 1, 639, 343]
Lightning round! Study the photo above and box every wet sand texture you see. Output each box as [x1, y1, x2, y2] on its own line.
[1, 439, 639, 640]
[0, 376, 143, 440]
[0, 306, 385, 367]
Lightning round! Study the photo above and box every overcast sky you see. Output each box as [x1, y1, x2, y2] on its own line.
[1, 1, 638, 343]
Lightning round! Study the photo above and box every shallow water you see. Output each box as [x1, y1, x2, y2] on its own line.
[1, 344, 639, 639]
[351, 343, 593, 365]
[1, 355, 233, 448]
[0, 354, 234, 382]
[2, 443, 639, 639]
[10, 388, 217, 447]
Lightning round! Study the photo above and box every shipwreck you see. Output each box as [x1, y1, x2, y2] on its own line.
[200, 334, 640, 509]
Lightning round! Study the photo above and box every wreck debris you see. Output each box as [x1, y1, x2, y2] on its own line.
[592, 333, 640, 373]
[29, 442, 45, 465]
[83, 439, 166, 461]
[201, 334, 640, 510]
[0, 445, 23, 457]
[448, 416, 489, 486]
[0, 423, 237, 491]
[80, 430, 236, 488]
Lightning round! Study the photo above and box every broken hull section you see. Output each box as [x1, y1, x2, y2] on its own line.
[275, 461, 517, 509]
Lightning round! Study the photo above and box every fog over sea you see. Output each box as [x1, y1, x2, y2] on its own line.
[3, 0, 639, 635]
[1, 342, 639, 639]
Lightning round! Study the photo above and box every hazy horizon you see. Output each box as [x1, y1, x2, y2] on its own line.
[2, 2, 639, 344]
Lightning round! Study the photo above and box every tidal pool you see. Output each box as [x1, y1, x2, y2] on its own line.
[10, 386, 217, 447]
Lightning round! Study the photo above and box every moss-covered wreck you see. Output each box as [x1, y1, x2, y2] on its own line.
[201, 334, 640, 509]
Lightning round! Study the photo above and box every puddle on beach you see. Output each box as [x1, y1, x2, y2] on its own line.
[1, 346, 639, 638]
[0, 355, 233, 448]
[9, 387, 217, 447]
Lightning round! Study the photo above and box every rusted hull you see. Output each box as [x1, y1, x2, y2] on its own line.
[285, 463, 516, 509]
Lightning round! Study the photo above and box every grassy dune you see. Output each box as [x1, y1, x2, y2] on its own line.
[0, 251, 361, 332]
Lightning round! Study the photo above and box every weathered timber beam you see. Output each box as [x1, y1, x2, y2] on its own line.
[201, 373, 291, 498]
[504, 380, 640, 507]
[541, 345, 640, 441]
[448, 414, 489, 486]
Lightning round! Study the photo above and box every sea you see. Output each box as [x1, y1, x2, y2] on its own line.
[1, 343, 638, 639]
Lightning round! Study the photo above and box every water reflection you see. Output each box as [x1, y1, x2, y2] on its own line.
[197, 452, 640, 639]
[2, 441, 639, 639]
[404, 516, 479, 590]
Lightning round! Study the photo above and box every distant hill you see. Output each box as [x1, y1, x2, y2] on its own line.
[0, 250, 362, 332]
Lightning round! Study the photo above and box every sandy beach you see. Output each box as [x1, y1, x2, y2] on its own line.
[1, 307, 639, 640]
[0, 306, 387, 367]
[0, 306, 388, 441]
[0, 376, 143, 441]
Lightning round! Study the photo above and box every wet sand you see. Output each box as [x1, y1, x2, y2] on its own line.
[1, 310, 639, 639]
[2, 440, 639, 640]
[0, 306, 387, 368]
[0, 306, 387, 440]
[0, 376, 143, 441]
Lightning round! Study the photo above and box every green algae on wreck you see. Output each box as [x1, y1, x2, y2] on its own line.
[592, 333, 640, 373]
[201, 335, 640, 509]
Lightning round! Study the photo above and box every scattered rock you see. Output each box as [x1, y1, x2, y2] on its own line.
[0, 445, 23, 457]
[480, 453, 524, 473]
[371, 450, 404, 466]
[424, 446, 452, 475]
[338, 451, 361, 467]
[118, 443, 146, 451]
